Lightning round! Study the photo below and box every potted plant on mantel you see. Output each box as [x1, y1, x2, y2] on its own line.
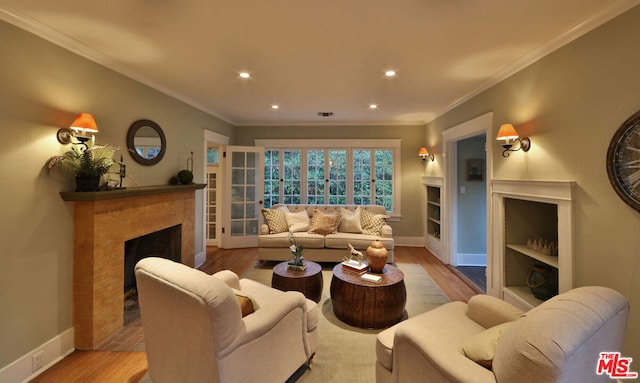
[49, 140, 117, 192]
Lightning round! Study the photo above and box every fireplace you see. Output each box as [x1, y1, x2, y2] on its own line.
[61, 184, 205, 349]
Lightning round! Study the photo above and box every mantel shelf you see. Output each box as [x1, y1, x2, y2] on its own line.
[60, 183, 206, 202]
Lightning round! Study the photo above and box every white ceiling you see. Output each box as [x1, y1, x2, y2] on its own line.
[1, 0, 638, 126]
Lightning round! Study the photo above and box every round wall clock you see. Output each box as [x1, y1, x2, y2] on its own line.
[606, 109, 640, 213]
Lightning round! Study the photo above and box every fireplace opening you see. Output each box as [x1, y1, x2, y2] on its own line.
[123, 224, 182, 325]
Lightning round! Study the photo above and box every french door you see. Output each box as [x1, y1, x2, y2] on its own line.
[221, 146, 264, 248]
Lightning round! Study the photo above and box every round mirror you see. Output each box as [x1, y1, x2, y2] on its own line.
[126, 119, 166, 166]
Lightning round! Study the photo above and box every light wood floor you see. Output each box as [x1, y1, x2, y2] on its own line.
[30, 246, 480, 383]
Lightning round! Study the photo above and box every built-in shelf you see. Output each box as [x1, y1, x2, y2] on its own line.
[491, 180, 574, 311]
[506, 244, 559, 268]
[422, 176, 443, 259]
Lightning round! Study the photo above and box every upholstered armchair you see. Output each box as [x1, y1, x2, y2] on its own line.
[376, 286, 629, 383]
[135, 257, 318, 383]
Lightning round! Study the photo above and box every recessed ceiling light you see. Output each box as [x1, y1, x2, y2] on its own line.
[384, 70, 396, 77]
[271, 105, 279, 109]
[239, 72, 250, 79]
[369, 104, 378, 109]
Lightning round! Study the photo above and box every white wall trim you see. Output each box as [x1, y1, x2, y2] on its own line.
[457, 253, 487, 266]
[0, 327, 74, 383]
[194, 251, 206, 269]
[394, 236, 424, 247]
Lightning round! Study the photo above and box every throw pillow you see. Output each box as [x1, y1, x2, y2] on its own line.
[308, 210, 341, 235]
[360, 208, 387, 236]
[339, 207, 363, 233]
[461, 322, 513, 370]
[285, 209, 311, 232]
[232, 289, 259, 317]
[261, 206, 289, 234]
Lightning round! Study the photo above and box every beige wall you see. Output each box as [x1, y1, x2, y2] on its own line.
[425, 6, 640, 362]
[0, 20, 233, 368]
[234, 125, 426, 237]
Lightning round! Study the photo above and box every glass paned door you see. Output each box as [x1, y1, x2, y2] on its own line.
[222, 146, 263, 248]
[206, 170, 218, 245]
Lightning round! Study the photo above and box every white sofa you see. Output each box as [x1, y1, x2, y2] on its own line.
[135, 257, 318, 383]
[258, 204, 394, 263]
[376, 286, 629, 383]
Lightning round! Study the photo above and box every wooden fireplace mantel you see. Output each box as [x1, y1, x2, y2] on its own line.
[63, 183, 205, 350]
[60, 183, 206, 201]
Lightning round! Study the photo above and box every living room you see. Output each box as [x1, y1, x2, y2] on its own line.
[1, 1, 640, 382]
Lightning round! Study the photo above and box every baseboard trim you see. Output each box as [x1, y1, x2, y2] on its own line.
[0, 327, 74, 383]
[194, 251, 206, 268]
[456, 253, 487, 266]
[394, 236, 423, 247]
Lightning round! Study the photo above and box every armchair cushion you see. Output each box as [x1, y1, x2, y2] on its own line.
[462, 321, 513, 369]
[466, 294, 524, 328]
[232, 289, 259, 317]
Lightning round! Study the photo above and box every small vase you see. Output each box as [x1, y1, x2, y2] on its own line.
[366, 240, 388, 273]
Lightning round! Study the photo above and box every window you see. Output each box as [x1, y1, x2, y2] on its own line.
[257, 139, 401, 218]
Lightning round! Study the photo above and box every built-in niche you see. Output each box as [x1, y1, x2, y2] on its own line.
[491, 180, 574, 311]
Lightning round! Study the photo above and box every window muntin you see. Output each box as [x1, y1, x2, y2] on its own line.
[258, 139, 400, 218]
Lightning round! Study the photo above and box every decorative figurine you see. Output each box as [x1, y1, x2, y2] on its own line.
[343, 243, 364, 265]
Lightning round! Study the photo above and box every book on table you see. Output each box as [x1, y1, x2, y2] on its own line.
[341, 259, 368, 274]
[361, 273, 382, 283]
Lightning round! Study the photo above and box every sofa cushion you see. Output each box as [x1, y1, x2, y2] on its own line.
[262, 206, 289, 234]
[308, 210, 341, 235]
[285, 210, 310, 232]
[361, 208, 387, 236]
[258, 231, 326, 249]
[462, 321, 512, 369]
[339, 207, 363, 233]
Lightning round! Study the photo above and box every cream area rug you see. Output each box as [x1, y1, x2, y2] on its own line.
[140, 263, 449, 383]
[242, 263, 450, 383]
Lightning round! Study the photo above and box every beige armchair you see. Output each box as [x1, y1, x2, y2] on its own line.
[135, 257, 318, 383]
[376, 286, 629, 383]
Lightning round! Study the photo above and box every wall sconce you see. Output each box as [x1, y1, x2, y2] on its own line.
[496, 123, 531, 157]
[57, 113, 99, 149]
[419, 147, 434, 164]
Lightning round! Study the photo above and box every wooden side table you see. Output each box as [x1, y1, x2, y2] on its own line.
[330, 264, 406, 328]
[271, 261, 323, 303]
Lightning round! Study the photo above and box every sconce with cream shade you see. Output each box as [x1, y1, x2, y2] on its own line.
[57, 113, 99, 149]
[419, 147, 434, 164]
[496, 123, 531, 157]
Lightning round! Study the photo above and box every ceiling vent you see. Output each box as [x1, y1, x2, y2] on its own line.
[317, 112, 334, 117]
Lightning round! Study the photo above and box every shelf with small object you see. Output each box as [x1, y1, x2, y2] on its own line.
[423, 177, 443, 258]
[492, 180, 574, 311]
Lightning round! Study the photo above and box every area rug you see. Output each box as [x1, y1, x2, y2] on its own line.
[243, 263, 450, 383]
[139, 263, 449, 383]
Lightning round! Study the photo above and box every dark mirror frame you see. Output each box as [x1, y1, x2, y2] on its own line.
[126, 119, 166, 166]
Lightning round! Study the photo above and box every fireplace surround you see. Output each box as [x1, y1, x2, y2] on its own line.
[61, 184, 205, 349]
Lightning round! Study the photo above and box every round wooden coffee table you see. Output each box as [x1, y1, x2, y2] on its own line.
[271, 261, 323, 303]
[330, 264, 406, 328]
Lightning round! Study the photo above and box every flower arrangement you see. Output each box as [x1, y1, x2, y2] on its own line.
[287, 232, 306, 270]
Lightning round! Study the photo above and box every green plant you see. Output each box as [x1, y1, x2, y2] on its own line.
[49, 142, 117, 177]
[287, 232, 305, 267]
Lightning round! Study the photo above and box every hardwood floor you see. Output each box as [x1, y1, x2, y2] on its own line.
[29, 246, 478, 383]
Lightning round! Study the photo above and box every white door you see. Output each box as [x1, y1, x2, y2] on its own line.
[221, 146, 264, 248]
